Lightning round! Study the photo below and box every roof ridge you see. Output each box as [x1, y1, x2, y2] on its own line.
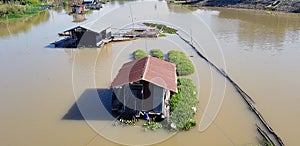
[141, 56, 150, 80]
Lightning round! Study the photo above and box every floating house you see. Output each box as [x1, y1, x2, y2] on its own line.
[82, 0, 93, 4]
[111, 56, 178, 121]
[71, 4, 85, 14]
[54, 23, 111, 48]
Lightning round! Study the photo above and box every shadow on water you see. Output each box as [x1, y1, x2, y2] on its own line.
[62, 88, 113, 120]
[45, 44, 56, 48]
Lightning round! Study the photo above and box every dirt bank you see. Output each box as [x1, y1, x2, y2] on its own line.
[193, 0, 300, 13]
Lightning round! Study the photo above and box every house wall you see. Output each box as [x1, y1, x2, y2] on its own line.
[113, 82, 165, 113]
[106, 28, 112, 39]
[73, 27, 85, 43]
[148, 83, 165, 113]
[74, 7, 82, 14]
[77, 30, 97, 47]
[113, 84, 141, 112]
[65, 26, 112, 48]
[95, 33, 103, 46]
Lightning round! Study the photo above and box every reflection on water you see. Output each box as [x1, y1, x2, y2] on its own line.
[52, 6, 72, 14]
[53, 6, 64, 13]
[0, 11, 50, 38]
[72, 14, 87, 22]
[64, 5, 72, 13]
[167, 4, 198, 13]
[216, 8, 300, 52]
[0, 1, 300, 146]
[211, 8, 300, 51]
[110, 0, 127, 6]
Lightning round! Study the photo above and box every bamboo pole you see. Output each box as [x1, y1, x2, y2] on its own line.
[176, 33, 284, 146]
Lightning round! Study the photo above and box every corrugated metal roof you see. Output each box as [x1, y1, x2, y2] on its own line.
[82, 22, 111, 33]
[111, 56, 178, 93]
[63, 22, 111, 34]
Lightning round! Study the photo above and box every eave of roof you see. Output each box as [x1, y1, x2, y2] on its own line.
[111, 56, 178, 93]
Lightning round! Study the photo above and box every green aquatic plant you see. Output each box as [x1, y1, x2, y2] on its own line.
[143, 121, 163, 131]
[112, 119, 136, 126]
[143, 22, 177, 34]
[158, 33, 166, 37]
[133, 49, 149, 60]
[168, 78, 198, 131]
[151, 49, 165, 60]
[168, 50, 195, 76]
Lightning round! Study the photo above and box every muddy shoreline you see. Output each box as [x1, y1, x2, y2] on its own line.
[191, 0, 300, 13]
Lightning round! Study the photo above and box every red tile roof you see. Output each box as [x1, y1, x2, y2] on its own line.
[111, 56, 178, 92]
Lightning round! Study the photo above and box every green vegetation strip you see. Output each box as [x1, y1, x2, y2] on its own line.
[0, 4, 47, 21]
[133, 49, 149, 60]
[168, 78, 198, 131]
[168, 50, 195, 76]
[151, 49, 165, 60]
[143, 22, 177, 34]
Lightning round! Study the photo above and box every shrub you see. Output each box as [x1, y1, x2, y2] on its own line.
[20, 0, 40, 5]
[168, 50, 195, 76]
[6, 4, 23, 14]
[23, 5, 40, 14]
[0, 4, 43, 20]
[133, 49, 148, 60]
[183, 119, 196, 130]
[151, 49, 164, 60]
[168, 78, 198, 131]
[0, 5, 8, 18]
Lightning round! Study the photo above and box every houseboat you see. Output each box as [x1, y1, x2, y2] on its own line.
[111, 56, 178, 121]
[53, 23, 111, 48]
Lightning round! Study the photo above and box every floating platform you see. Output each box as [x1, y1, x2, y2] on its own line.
[51, 37, 77, 48]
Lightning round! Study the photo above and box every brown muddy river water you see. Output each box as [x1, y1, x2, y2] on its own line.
[0, 1, 300, 145]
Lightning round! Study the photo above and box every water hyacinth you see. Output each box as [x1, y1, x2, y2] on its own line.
[168, 78, 198, 131]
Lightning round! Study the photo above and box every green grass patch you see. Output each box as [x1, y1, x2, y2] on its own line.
[168, 78, 198, 131]
[143, 22, 177, 34]
[151, 49, 165, 60]
[168, 50, 195, 76]
[0, 4, 45, 21]
[133, 49, 149, 60]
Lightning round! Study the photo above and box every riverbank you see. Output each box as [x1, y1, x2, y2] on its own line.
[0, 4, 49, 22]
[191, 0, 300, 13]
